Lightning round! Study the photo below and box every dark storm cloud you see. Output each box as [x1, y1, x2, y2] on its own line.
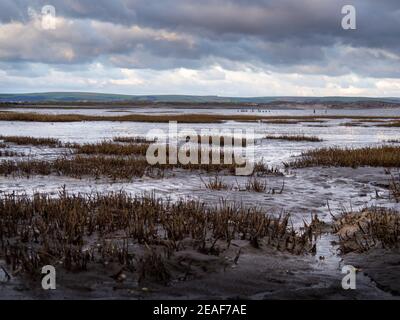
[0, 0, 399, 78]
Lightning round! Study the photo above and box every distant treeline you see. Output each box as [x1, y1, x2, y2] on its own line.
[0, 100, 399, 109]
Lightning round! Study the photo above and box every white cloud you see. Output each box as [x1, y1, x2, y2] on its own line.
[1, 62, 399, 97]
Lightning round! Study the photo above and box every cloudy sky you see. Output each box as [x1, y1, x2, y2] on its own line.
[0, 0, 399, 96]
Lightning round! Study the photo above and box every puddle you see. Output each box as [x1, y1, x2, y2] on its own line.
[313, 233, 342, 272]
[0, 263, 11, 283]
[312, 233, 394, 298]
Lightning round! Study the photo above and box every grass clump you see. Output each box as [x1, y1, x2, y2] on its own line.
[244, 177, 268, 192]
[289, 146, 400, 168]
[2, 111, 400, 124]
[264, 135, 322, 142]
[113, 136, 156, 143]
[0, 111, 262, 123]
[72, 141, 150, 156]
[253, 162, 283, 176]
[334, 207, 400, 253]
[191, 135, 247, 147]
[0, 156, 153, 179]
[0, 135, 61, 147]
[385, 139, 400, 144]
[379, 121, 400, 127]
[0, 155, 269, 180]
[201, 175, 231, 190]
[0, 190, 316, 279]
[235, 176, 285, 194]
[389, 173, 400, 202]
[0, 150, 24, 157]
[340, 122, 364, 127]
[263, 120, 301, 124]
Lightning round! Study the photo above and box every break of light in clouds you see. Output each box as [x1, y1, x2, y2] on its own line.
[0, 0, 399, 96]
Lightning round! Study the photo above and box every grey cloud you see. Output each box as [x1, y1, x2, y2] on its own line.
[0, 0, 399, 79]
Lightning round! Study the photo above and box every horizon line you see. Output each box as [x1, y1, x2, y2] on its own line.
[1, 91, 399, 99]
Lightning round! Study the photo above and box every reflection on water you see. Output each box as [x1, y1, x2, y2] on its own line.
[1, 108, 400, 166]
[1, 107, 399, 223]
[4, 106, 400, 117]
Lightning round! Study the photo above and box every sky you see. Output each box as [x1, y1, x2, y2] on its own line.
[0, 0, 399, 97]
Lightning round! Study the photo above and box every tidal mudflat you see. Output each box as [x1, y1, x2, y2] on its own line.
[0, 105, 399, 299]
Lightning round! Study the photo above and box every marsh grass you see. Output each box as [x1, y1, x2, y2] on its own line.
[340, 119, 390, 127]
[263, 120, 301, 124]
[113, 136, 156, 143]
[264, 135, 323, 142]
[0, 150, 25, 157]
[200, 175, 231, 190]
[244, 177, 268, 192]
[236, 176, 285, 194]
[253, 162, 283, 176]
[0, 155, 274, 179]
[0, 156, 155, 180]
[0, 135, 61, 147]
[389, 173, 400, 202]
[340, 122, 365, 127]
[72, 139, 244, 157]
[2, 111, 400, 123]
[189, 135, 247, 147]
[72, 141, 150, 156]
[357, 119, 388, 123]
[0, 112, 258, 123]
[379, 121, 400, 127]
[0, 190, 315, 279]
[0, 156, 135, 179]
[0, 136, 282, 179]
[263, 119, 325, 125]
[334, 207, 400, 253]
[385, 139, 400, 144]
[138, 248, 171, 284]
[289, 146, 400, 168]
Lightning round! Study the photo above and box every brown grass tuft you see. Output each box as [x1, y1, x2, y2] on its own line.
[244, 177, 268, 192]
[379, 121, 400, 127]
[0, 154, 271, 180]
[113, 136, 156, 143]
[2, 111, 400, 123]
[201, 175, 231, 190]
[190, 135, 247, 147]
[334, 207, 400, 253]
[0, 150, 25, 157]
[289, 146, 400, 168]
[264, 135, 322, 142]
[385, 139, 400, 144]
[0, 135, 61, 147]
[71, 141, 150, 156]
[0, 156, 152, 179]
[0, 190, 315, 279]
[389, 173, 400, 202]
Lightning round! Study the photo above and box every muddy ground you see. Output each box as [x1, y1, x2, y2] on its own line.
[1, 166, 399, 300]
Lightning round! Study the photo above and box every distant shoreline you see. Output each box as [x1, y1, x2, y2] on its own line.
[1, 100, 400, 110]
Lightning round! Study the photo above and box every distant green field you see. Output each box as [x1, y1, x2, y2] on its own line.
[0, 92, 399, 104]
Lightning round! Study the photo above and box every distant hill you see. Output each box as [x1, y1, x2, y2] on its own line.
[0, 92, 399, 104]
